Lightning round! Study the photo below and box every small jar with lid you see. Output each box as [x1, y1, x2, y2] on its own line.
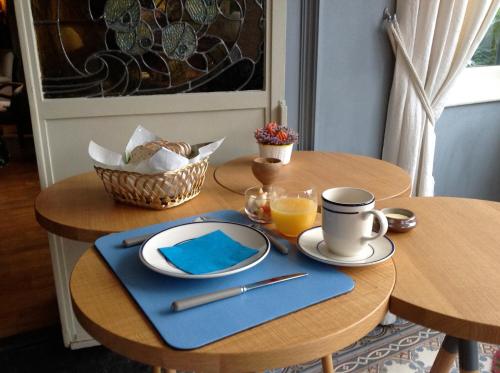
[381, 208, 417, 233]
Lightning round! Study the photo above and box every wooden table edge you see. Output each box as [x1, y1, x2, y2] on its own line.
[213, 164, 245, 195]
[71, 247, 396, 372]
[375, 182, 412, 201]
[389, 296, 500, 345]
[35, 206, 107, 242]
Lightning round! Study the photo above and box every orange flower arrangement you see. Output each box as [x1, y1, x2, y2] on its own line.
[254, 122, 298, 145]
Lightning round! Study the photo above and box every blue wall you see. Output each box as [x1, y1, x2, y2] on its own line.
[314, 0, 395, 157]
[286, 0, 500, 201]
[435, 103, 500, 201]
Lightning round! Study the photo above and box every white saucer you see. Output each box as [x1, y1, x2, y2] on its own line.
[297, 227, 395, 267]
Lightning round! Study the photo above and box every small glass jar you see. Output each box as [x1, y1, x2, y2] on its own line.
[244, 186, 284, 224]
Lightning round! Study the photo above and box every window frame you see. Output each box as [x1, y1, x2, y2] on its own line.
[446, 8, 500, 108]
[445, 65, 500, 107]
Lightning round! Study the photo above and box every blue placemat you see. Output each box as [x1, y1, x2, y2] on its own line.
[94, 210, 355, 350]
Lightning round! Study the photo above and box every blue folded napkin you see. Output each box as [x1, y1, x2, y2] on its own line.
[158, 230, 259, 274]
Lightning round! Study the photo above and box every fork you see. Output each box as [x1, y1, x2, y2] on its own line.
[121, 215, 290, 255]
[121, 216, 207, 248]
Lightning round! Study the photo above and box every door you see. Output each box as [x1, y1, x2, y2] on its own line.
[15, 0, 286, 348]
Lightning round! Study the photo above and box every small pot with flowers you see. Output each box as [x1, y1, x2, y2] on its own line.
[254, 122, 298, 165]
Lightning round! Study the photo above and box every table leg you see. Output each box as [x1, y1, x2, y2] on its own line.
[458, 339, 479, 373]
[430, 335, 458, 373]
[321, 355, 335, 373]
[431, 336, 480, 373]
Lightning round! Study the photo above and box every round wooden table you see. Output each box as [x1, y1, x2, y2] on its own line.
[71, 247, 395, 373]
[378, 197, 500, 373]
[214, 152, 412, 200]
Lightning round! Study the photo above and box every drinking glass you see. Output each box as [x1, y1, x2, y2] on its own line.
[270, 188, 317, 237]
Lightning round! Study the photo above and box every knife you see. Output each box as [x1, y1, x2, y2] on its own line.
[171, 273, 308, 312]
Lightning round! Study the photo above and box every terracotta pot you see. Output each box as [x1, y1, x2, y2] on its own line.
[258, 143, 293, 165]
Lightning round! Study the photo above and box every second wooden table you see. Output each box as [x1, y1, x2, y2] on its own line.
[378, 197, 500, 373]
[214, 151, 412, 200]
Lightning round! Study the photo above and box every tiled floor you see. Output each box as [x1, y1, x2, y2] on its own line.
[271, 320, 497, 373]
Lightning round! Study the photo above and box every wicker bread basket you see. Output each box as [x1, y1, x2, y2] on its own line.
[95, 158, 209, 210]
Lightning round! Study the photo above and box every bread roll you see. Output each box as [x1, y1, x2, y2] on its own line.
[129, 140, 192, 163]
[164, 142, 191, 157]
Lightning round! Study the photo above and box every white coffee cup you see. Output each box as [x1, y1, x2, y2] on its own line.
[321, 187, 388, 258]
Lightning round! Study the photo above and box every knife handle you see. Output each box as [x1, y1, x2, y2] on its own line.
[122, 233, 152, 247]
[171, 287, 244, 312]
[265, 230, 289, 255]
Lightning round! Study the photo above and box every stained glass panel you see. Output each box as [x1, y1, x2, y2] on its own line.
[31, 0, 265, 98]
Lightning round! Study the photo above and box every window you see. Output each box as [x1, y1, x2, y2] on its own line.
[446, 8, 500, 106]
[469, 9, 500, 67]
[31, 0, 266, 98]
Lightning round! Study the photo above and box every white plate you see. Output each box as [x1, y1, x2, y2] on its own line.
[139, 221, 270, 279]
[297, 226, 395, 267]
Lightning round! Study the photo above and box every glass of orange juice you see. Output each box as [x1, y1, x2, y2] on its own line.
[270, 188, 317, 237]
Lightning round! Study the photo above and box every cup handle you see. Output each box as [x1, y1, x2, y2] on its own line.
[361, 209, 388, 242]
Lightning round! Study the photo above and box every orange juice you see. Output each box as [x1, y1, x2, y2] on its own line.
[270, 197, 317, 237]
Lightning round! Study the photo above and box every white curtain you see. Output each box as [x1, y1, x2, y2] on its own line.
[382, 0, 500, 196]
